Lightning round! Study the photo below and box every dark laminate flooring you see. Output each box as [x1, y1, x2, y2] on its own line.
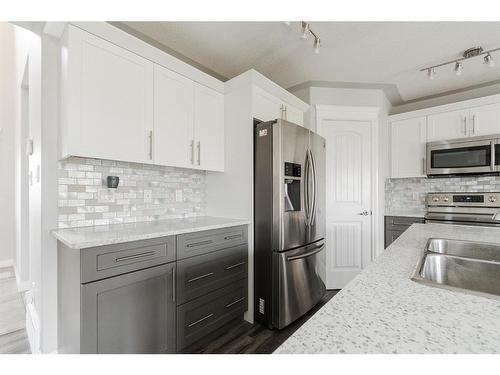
[194, 289, 339, 354]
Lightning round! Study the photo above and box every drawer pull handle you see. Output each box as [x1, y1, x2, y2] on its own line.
[188, 313, 214, 328]
[225, 261, 246, 270]
[224, 234, 241, 240]
[225, 297, 245, 309]
[392, 221, 411, 226]
[187, 240, 213, 248]
[187, 272, 214, 283]
[115, 251, 156, 263]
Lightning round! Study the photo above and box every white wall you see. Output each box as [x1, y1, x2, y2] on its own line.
[0, 23, 17, 265]
[290, 86, 392, 256]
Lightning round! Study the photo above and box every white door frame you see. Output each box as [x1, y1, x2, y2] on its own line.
[315, 104, 380, 263]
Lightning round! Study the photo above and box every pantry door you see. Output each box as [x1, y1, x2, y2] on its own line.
[317, 107, 375, 289]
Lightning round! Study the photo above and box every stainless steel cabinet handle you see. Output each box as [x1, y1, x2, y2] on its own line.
[186, 240, 213, 248]
[190, 140, 195, 164]
[287, 244, 325, 261]
[225, 297, 245, 309]
[187, 272, 214, 283]
[225, 261, 246, 270]
[115, 251, 155, 263]
[148, 130, 153, 160]
[491, 141, 496, 171]
[224, 234, 241, 240]
[197, 141, 201, 165]
[187, 313, 214, 328]
[358, 210, 369, 216]
[172, 267, 176, 302]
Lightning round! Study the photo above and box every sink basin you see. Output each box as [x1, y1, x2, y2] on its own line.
[412, 238, 500, 299]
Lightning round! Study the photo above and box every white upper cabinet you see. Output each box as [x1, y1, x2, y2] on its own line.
[469, 103, 500, 137]
[193, 83, 225, 172]
[252, 87, 304, 126]
[154, 65, 194, 169]
[427, 109, 469, 142]
[62, 25, 154, 163]
[391, 117, 427, 178]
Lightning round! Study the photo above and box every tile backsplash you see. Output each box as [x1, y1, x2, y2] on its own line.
[385, 175, 500, 212]
[58, 157, 206, 228]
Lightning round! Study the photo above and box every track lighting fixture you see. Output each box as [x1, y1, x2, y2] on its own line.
[301, 22, 310, 40]
[298, 21, 322, 54]
[484, 53, 495, 68]
[421, 46, 498, 79]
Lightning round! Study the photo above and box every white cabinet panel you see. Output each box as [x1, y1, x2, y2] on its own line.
[284, 104, 304, 126]
[65, 25, 154, 163]
[194, 83, 225, 172]
[154, 65, 194, 169]
[469, 103, 500, 137]
[253, 89, 282, 122]
[391, 117, 427, 178]
[427, 109, 468, 142]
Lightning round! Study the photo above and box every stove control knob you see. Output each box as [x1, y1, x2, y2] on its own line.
[489, 196, 497, 203]
[432, 197, 439, 202]
[443, 197, 449, 203]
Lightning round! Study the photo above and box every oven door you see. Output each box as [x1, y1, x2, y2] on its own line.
[426, 138, 495, 176]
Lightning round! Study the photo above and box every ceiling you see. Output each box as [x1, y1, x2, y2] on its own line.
[122, 22, 500, 105]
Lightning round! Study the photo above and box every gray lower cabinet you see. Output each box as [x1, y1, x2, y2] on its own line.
[58, 225, 248, 354]
[384, 216, 424, 248]
[81, 263, 176, 354]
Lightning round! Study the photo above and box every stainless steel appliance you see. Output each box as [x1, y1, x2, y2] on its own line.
[425, 192, 500, 227]
[426, 134, 500, 177]
[254, 119, 326, 329]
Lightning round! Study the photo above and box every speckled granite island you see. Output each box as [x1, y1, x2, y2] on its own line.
[275, 223, 500, 354]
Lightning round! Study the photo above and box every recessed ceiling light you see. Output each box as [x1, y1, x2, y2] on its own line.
[454, 61, 463, 76]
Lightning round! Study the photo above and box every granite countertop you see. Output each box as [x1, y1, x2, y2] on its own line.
[385, 209, 426, 218]
[52, 216, 250, 249]
[275, 223, 500, 354]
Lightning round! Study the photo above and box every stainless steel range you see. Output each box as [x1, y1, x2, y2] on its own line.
[425, 192, 500, 227]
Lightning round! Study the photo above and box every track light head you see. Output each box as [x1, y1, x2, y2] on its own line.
[301, 22, 310, 40]
[427, 68, 436, 80]
[454, 61, 463, 76]
[314, 37, 321, 54]
[484, 53, 495, 68]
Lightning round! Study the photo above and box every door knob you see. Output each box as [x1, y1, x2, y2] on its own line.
[358, 210, 370, 216]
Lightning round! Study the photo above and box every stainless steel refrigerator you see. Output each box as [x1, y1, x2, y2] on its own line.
[254, 119, 326, 329]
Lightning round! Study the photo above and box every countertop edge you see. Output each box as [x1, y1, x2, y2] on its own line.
[52, 219, 251, 250]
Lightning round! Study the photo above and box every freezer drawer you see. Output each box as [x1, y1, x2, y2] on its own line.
[273, 240, 326, 329]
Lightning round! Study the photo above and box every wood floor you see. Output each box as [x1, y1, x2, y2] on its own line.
[0, 266, 30, 354]
[193, 289, 339, 354]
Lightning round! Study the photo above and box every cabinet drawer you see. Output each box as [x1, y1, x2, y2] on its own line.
[176, 244, 247, 305]
[177, 225, 248, 260]
[176, 280, 247, 352]
[81, 236, 176, 283]
[385, 216, 424, 231]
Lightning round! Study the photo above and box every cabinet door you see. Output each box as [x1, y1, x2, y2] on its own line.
[427, 109, 469, 142]
[81, 263, 176, 354]
[66, 26, 154, 163]
[285, 104, 304, 126]
[194, 83, 225, 172]
[252, 88, 282, 122]
[391, 117, 427, 178]
[469, 103, 500, 137]
[154, 65, 195, 168]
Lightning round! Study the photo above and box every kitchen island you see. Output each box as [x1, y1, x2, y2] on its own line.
[275, 223, 500, 354]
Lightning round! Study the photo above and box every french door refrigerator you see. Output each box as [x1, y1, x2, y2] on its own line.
[254, 119, 326, 329]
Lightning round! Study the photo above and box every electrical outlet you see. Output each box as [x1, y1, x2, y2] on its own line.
[175, 189, 183, 202]
[144, 189, 153, 203]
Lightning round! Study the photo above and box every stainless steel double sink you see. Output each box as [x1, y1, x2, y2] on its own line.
[412, 238, 500, 299]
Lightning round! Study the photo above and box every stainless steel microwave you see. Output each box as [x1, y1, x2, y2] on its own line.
[426, 134, 500, 177]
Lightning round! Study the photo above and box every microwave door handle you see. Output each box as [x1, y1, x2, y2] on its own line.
[492, 141, 496, 171]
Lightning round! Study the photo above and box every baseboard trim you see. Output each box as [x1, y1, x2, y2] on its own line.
[0, 259, 14, 268]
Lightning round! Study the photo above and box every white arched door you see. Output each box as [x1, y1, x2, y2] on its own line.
[319, 116, 373, 289]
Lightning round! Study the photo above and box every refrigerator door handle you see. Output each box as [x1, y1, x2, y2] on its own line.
[304, 149, 311, 226]
[309, 149, 318, 226]
[287, 243, 325, 261]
